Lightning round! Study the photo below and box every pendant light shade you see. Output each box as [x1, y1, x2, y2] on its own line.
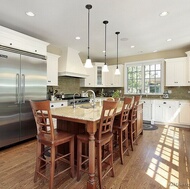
[84, 4, 93, 68]
[115, 31, 121, 75]
[102, 20, 109, 72]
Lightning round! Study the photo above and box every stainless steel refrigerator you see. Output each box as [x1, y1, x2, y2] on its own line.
[0, 46, 47, 148]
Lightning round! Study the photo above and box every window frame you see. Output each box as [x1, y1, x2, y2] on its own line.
[124, 59, 164, 95]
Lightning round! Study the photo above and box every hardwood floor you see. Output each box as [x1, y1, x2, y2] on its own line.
[0, 125, 190, 189]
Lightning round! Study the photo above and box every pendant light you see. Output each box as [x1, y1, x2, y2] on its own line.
[102, 20, 109, 72]
[115, 31, 121, 75]
[84, 4, 93, 68]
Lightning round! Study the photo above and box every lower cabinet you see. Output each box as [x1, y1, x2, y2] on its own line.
[152, 100, 179, 124]
[179, 102, 190, 124]
[142, 100, 152, 121]
[144, 99, 190, 126]
[50, 101, 68, 128]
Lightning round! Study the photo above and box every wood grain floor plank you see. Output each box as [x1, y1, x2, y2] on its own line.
[0, 125, 190, 189]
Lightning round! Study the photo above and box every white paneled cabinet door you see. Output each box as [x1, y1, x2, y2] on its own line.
[142, 100, 152, 121]
[165, 57, 187, 86]
[47, 53, 60, 86]
[113, 64, 123, 87]
[179, 102, 190, 125]
[152, 101, 163, 122]
[152, 100, 179, 123]
[80, 66, 95, 87]
[105, 65, 124, 87]
[95, 62, 105, 87]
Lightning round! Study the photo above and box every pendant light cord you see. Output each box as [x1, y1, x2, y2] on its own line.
[103, 20, 108, 65]
[115, 32, 120, 68]
[86, 4, 92, 59]
[87, 8, 90, 59]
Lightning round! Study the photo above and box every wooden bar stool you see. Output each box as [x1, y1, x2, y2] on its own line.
[30, 100, 75, 189]
[128, 95, 141, 151]
[77, 100, 118, 189]
[113, 97, 134, 164]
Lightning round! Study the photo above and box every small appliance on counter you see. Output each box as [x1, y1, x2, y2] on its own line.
[163, 91, 169, 99]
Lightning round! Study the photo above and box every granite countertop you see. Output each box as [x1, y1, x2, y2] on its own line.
[50, 101, 123, 122]
[141, 98, 190, 102]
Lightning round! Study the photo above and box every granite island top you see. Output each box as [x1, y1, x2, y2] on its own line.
[50, 101, 123, 122]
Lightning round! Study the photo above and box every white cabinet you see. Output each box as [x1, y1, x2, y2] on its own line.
[50, 101, 68, 108]
[152, 100, 179, 123]
[105, 65, 124, 87]
[47, 53, 60, 86]
[80, 63, 124, 88]
[50, 101, 68, 128]
[80, 66, 95, 87]
[185, 51, 190, 85]
[0, 25, 49, 56]
[179, 102, 190, 125]
[165, 57, 187, 86]
[94, 62, 106, 87]
[141, 99, 152, 121]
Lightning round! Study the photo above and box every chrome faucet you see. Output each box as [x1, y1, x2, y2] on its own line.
[73, 93, 80, 108]
[85, 90, 96, 108]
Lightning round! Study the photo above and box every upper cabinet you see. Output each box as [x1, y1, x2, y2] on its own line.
[47, 53, 60, 86]
[165, 57, 187, 86]
[94, 62, 106, 87]
[185, 51, 190, 85]
[105, 65, 123, 87]
[0, 25, 49, 56]
[80, 66, 95, 87]
[80, 62, 124, 88]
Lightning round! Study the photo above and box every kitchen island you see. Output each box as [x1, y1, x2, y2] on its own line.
[50, 101, 143, 189]
[51, 101, 122, 189]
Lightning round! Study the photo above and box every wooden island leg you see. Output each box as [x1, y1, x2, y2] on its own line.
[86, 122, 97, 189]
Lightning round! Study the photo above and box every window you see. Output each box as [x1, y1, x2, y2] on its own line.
[124, 59, 164, 95]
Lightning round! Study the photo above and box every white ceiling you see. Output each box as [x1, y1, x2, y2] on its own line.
[0, 0, 190, 61]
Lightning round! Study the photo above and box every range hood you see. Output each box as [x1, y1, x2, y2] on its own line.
[58, 47, 88, 78]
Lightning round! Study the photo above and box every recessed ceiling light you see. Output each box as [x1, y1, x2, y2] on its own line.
[166, 38, 172, 42]
[131, 45, 135, 48]
[103, 50, 105, 53]
[26, 11, 35, 17]
[160, 11, 168, 17]
[75, 36, 80, 40]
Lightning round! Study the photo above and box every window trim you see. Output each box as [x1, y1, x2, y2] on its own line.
[124, 59, 164, 95]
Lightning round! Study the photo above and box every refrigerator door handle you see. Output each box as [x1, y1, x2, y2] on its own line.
[16, 73, 19, 104]
[21, 74, 25, 103]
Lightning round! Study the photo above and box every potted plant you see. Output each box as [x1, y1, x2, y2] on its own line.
[112, 90, 120, 101]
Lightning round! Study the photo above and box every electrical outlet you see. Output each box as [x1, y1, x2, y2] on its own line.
[188, 91, 190, 94]
[168, 90, 172, 94]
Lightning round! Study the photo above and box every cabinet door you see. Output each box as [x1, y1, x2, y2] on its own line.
[105, 65, 124, 87]
[165, 57, 187, 86]
[142, 100, 152, 121]
[152, 103, 163, 122]
[47, 53, 60, 86]
[80, 67, 95, 87]
[164, 103, 179, 123]
[179, 102, 190, 125]
[95, 63, 105, 87]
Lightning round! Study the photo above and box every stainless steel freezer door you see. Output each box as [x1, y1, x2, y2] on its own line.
[0, 50, 20, 147]
[19, 55, 47, 140]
